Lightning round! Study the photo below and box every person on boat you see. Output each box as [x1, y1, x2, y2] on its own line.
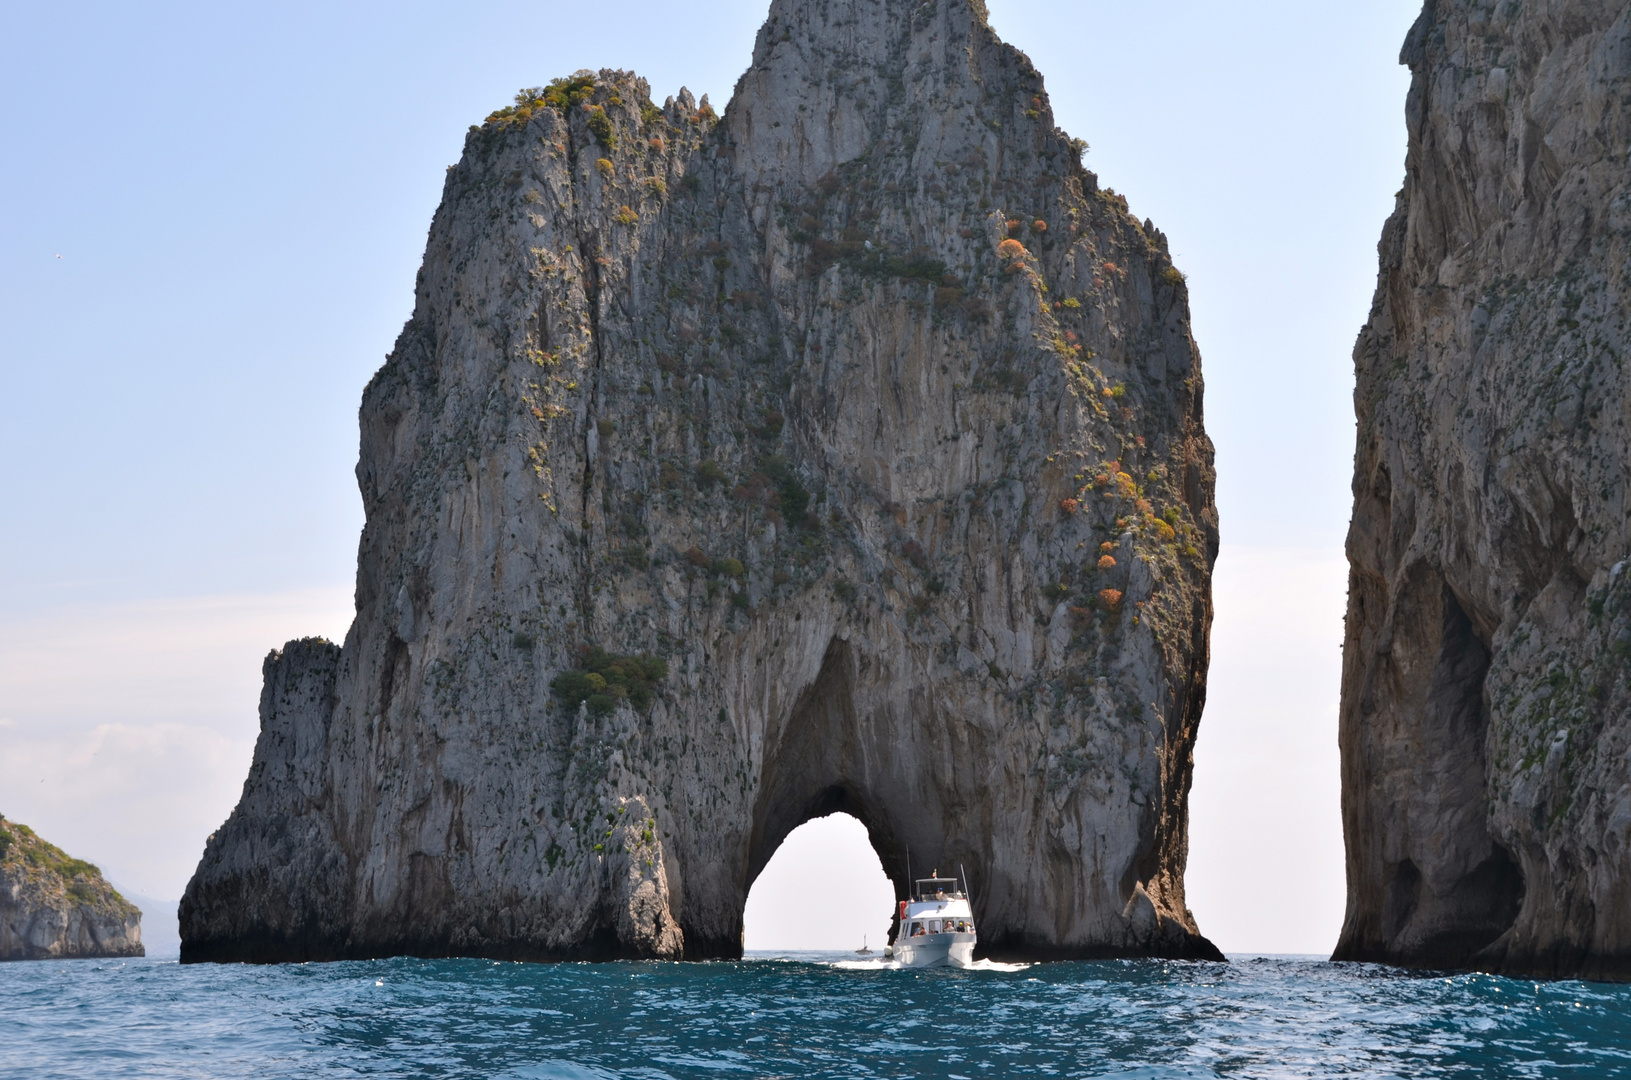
[912, 923, 926, 936]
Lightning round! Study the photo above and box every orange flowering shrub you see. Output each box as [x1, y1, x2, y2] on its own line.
[1153, 520, 1177, 542]
[997, 238, 1028, 260]
[1005, 218, 1023, 235]
[1099, 588, 1123, 609]
[1102, 261, 1120, 274]
[1058, 498, 1080, 515]
[1032, 219, 1047, 232]
[1100, 542, 1115, 554]
[1097, 555, 1117, 571]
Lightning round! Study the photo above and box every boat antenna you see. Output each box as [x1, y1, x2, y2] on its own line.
[905, 844, 912, 900]
[960, 862, 969, 900]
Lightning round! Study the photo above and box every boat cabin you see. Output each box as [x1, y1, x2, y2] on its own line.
[890, 869, 978, 966]
[898, 875, 975, 938]
[913, 876, 963, 901]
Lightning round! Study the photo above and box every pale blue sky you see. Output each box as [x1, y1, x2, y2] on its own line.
[1, 0, 1420, 952]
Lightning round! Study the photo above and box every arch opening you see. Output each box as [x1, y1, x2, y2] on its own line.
[742, 812, 896, 953]
[729, 635, 985, 958]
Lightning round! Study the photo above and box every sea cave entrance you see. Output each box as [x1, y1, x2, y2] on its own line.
[742, 812, 895, 953]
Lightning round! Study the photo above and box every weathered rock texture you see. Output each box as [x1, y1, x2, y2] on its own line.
[1337, 0, 1631, 980]
[183, 0, 1218, 963]
[0, 815, 143, 961]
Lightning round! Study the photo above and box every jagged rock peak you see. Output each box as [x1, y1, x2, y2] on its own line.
[182, 0, 1218, 964]
[1336, 0, 1631, 981]
[728, 0, 1046, 181]
[1, 814, 143, 961]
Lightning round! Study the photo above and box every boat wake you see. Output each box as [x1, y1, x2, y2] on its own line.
[827, 957, 1031, 972]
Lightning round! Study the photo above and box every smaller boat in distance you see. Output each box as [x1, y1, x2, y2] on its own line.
[890, 869, 975, 968]
[856, 935, 872, 955]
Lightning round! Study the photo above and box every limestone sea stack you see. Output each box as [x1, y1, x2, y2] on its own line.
[0, 814, 143, 961]
[1337, 0, 1631, 979]
[182, 0, 1219, 963]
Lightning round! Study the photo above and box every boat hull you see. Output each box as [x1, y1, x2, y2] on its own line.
[893, 932, 975, 968]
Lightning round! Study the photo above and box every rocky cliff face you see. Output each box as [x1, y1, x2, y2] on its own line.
[0, 815, 143, 961]
[1337, 0, 1631, 979]
[183, 0, 1218, 963]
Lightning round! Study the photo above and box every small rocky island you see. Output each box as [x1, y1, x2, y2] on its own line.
[0, 814, 143, 961]
[183, 0, 1219, 963]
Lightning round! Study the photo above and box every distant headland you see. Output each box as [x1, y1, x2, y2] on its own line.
[1, 813, 143, 961]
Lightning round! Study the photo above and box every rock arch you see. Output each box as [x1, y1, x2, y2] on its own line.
[741, 636, 974, 954]
[181, 0, 1220, 964]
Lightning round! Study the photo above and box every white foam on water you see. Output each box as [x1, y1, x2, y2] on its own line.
[826, 957, 1031, 972]
[962, 958, 1032, 972]
[829, 957, 898, 970]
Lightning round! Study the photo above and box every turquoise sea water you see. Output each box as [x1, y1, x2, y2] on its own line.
[3, 953, 1629, 1078]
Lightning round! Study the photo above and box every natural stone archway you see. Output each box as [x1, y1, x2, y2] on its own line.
[181, 0, 1220, 964]
[741, 637, 966, 956]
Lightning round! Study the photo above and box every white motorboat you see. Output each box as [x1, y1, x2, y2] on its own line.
[888, 871, 976, 968]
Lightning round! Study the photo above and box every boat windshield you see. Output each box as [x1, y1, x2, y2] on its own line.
[913, 877, 963, 900]
[904, 917, 976, 936]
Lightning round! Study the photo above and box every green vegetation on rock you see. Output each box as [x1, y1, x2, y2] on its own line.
[551, 647, 669, 716]
[0, 812, 133, 912]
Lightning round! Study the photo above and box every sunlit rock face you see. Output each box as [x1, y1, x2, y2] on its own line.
[182, 0, 1218, 963]
[1336, 0, 1631, 980]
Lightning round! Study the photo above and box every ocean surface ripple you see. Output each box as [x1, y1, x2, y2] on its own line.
[3, 953, 1629, 1078]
